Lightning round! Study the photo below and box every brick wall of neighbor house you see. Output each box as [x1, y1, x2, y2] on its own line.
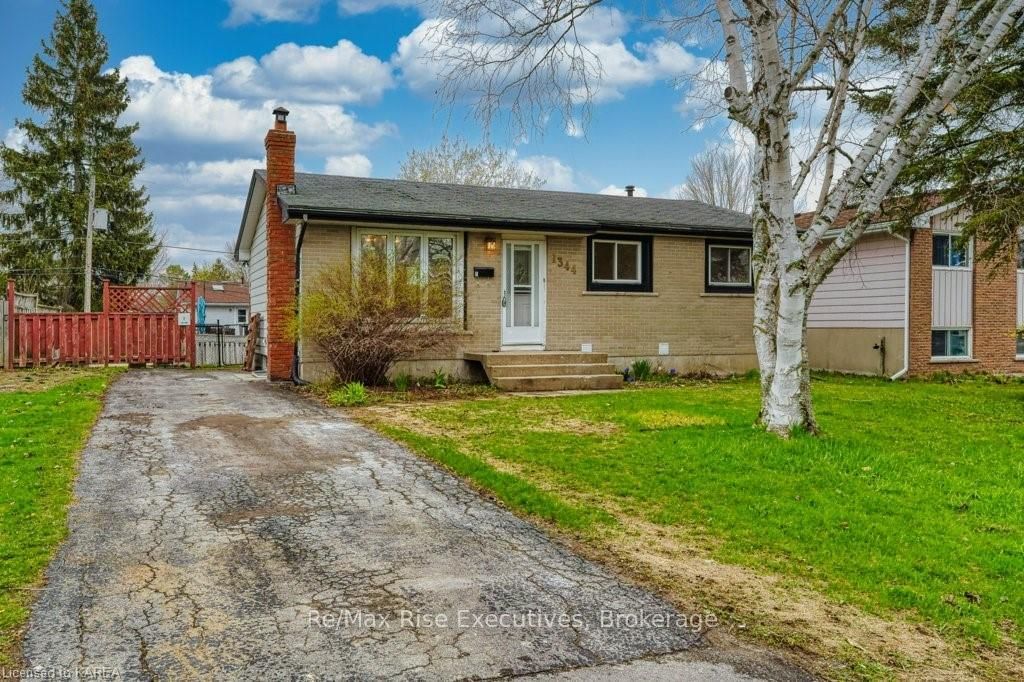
[908, 226, 1021, 375]
[264, 117, 297, 381]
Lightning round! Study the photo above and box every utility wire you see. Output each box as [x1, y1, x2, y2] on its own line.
[0, 234, 233, 255]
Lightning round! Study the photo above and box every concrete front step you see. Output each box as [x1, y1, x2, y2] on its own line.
[488, 362, 618, 378]
[465, 351, 609, 366]
[491, 374, 624, 392]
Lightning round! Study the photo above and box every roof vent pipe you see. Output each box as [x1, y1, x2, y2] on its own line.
[625, 185, 635, 197]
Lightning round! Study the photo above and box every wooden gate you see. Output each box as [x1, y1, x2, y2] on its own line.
[4, 280, 196, 369]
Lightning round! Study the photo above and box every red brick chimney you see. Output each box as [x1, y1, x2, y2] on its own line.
[265, 106, 296, 381]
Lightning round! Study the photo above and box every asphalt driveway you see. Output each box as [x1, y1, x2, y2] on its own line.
[23, 370, 805, 680]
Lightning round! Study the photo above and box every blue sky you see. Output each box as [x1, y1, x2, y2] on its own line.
[1, 0, 729, 267]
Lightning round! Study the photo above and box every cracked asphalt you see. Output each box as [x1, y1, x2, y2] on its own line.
[23, 370, 808, 680]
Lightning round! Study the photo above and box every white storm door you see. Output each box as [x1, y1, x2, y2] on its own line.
[501, 241, 546, 346]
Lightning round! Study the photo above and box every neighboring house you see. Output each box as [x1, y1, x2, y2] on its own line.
[800, 203, 1024, 377]
[196, 281, 249, 333]
[234, 109, 758, 387]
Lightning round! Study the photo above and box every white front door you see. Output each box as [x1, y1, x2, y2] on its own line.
[501, 240, 546, 347]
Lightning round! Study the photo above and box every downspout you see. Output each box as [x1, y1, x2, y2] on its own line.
[291, 214, 309, 385]
[890, 233, 911, 380]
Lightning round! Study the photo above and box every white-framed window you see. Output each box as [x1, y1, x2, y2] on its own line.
[707, 243, 753, 288]
[931, 328, 971, 359]
[591, 239, 642, 284]
[353, 229, 463, 319]
[237, 308, 247, 324]
[932, 233, 971, 268]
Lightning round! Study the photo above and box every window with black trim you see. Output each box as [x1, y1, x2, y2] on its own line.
[586, 235, 653, 292]
[705, 241, 753, 293]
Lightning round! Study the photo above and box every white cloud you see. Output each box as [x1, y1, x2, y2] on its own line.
[225, 0, 423, 23]
[338, 0, 423, 14]
[224, 0, 321, 25]
[324, 153, 373, 176]
[213, 40, 394, 105]
[120, 56, 393, 155]
[517, 155, 577, 191]
[2, 128, 28, 152]
[599, 184, 648, 197]
[141, 158, 261, 218]
[564, 119, 584, 138]
[574, 6, 630, 42]
[393, 17, 705, 112]
[143, 158, 261, 189]
[392, 19, 449, 93]
[156, 222, 238, 267]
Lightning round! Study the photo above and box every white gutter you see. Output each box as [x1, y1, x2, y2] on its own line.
[890, 233, 911, 380]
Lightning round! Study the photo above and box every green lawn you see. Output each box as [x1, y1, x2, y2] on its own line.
[365, 375, 1024, 659]
[0, 368, 120, 665]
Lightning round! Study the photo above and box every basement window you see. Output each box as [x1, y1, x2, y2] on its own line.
[931, 329, 971, 359]
[586, 235, 653, 292]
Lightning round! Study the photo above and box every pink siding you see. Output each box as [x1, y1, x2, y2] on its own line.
[808, 233, 907, 328]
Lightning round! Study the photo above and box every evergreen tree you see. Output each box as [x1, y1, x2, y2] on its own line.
[862, 2, 1024, 264]
[0, 0, 158, 308]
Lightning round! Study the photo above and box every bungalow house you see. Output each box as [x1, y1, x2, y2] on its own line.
[800, 203, 1024, 377]
[235, 108, 1022, 387]
[234, 108, 758, 389]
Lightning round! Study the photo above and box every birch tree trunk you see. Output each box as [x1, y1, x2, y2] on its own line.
[425, 0, 1024, 435]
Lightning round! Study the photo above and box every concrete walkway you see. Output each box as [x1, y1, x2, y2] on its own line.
[23, 370, 808, 680]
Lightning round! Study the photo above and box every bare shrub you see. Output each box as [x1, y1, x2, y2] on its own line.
[293, 252, 458, 385]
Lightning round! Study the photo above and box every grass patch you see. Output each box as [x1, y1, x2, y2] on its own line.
[363, 375, 1024, 675]
[0, 368, 121, 666]
[372, 424, 614, 530]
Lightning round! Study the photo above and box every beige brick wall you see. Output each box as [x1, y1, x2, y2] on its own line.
[543, 235, 756, 372]
[297, 224, 350, 381]
[295, 226, 758, 380]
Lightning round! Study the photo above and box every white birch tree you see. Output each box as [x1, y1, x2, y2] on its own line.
[425, 0, 1024, 434]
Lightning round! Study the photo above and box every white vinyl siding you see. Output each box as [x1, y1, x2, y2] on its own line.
[807, 234, 907, 328]
[932, 268, 973, 328]
[247, 203, 269, 360]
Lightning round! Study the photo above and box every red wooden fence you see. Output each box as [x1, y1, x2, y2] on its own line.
[4, 280, 196, 369]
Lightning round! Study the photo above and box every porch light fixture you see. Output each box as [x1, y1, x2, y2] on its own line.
[484, 235, 498, 253]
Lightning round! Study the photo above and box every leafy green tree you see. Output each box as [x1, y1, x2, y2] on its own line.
[163, 258, 245, 283]
[0, 0, 158, 308]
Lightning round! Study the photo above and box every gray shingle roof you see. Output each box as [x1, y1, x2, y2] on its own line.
[266, 172, 752, 237]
